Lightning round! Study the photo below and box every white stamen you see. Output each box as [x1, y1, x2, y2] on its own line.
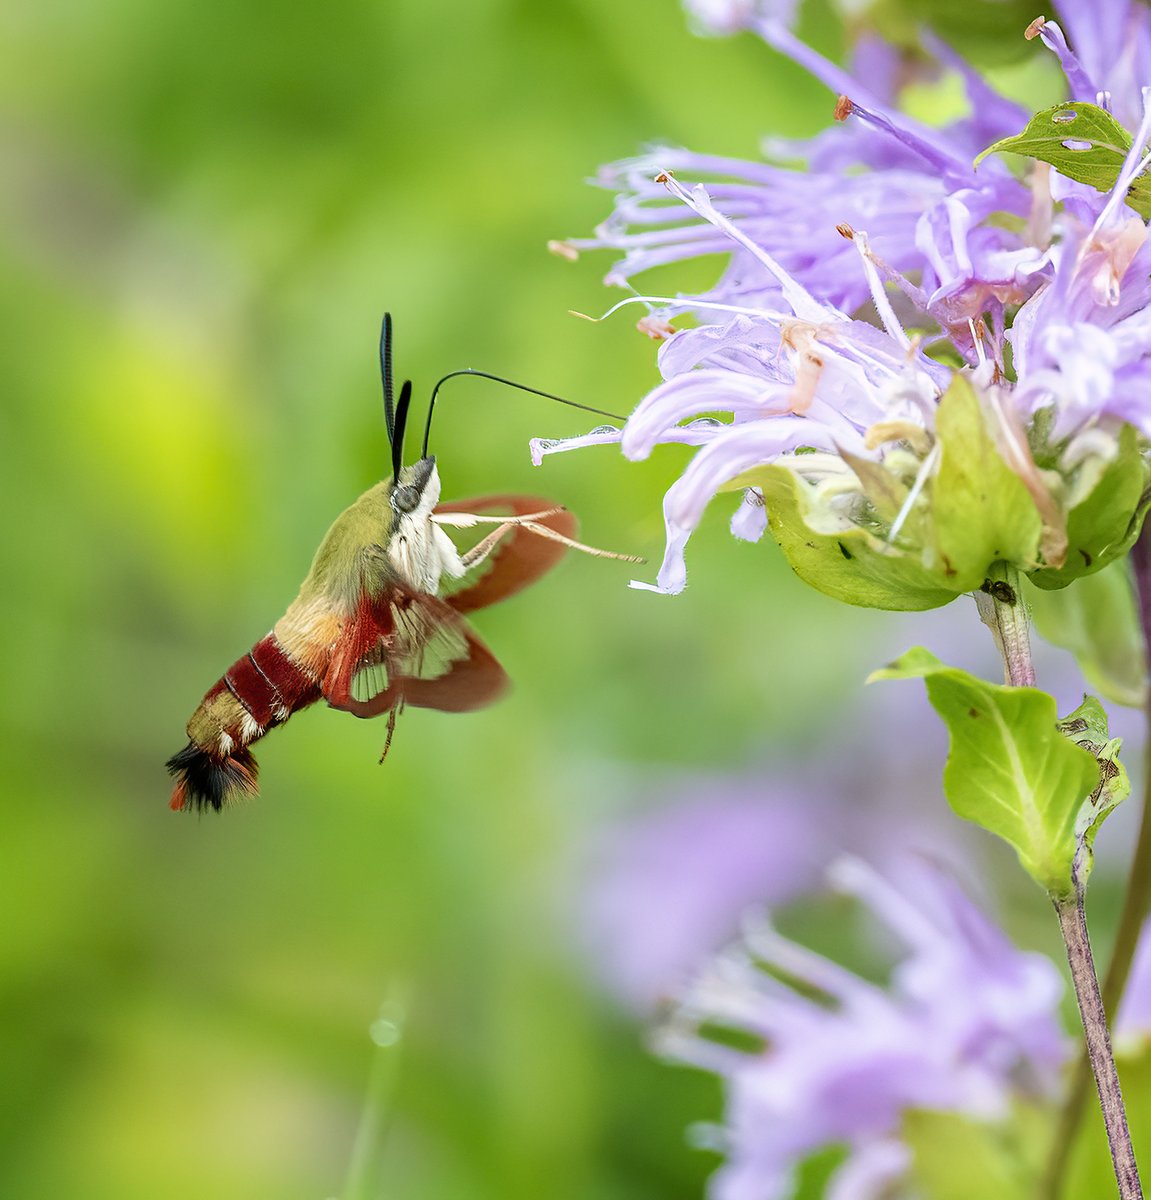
[851, 229, 910, 349]
[887, 440, 940, 542]
[573, 293, 791, 325]
[656, 172, 832, 322]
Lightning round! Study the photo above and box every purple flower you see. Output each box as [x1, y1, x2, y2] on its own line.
[1037, 5, 1151, 133]
[538, 174, 953, 593]
[659, 857, 1067, 1200]
[560, 20, 1035, 329]
[1008, 90, 1151, 445]
[541, 5, 1151, 595]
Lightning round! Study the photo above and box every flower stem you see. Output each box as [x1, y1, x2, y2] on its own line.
[1044, 529, 1151, 1199]
[1054, 882, 1143, 1199]
[973, 562, 1036, 688]
[1102, 527, 1151, 1016]
[975, 563, 1141, 1197]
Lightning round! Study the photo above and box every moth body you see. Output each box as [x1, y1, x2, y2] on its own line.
[167, 313, 639, 814]
[167, 457, 580, 812]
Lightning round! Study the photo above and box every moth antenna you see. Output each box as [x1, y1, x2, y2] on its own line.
[380, 313, 396, 444]
[392, 380, 414, 479]
[421, 369, 625, 458]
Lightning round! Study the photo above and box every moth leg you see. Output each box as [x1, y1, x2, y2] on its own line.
[378, 707, 400, 763]
[433, 507, 566, 530]
[459, 522, 518, 570]
[451, 510, 573, 571]
[512, 520, 645, 563]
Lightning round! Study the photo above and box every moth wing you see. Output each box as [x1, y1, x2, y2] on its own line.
[438, 494, 578, 614]
[323, 586, 508, 718]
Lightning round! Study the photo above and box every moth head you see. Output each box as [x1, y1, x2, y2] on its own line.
[390, 455, 440, 519]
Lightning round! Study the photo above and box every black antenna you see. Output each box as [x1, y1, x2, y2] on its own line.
[380, 313, 395, 443]
[421, 369, 625, 458]
[392, 380, 413, 479]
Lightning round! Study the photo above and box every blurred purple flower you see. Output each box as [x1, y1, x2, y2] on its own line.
[583, 785, 828, 1011]
[683, 0, 800, 36]
[1118, 925, 1151, 1041]
[659, 857, 1067, 1200]
[578, 608, 1008, 1012]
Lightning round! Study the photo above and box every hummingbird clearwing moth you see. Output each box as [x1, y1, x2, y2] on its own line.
[166, 315, 637, 813]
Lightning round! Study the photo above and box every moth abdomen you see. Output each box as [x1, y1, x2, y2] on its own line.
[168, 632, 324, 811]
[224, 633, 321, 729]
[166, 741, 259, 813]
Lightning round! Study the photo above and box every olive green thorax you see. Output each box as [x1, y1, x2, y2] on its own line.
[296, 481, 395, 610]
[291, 458, 440, 611]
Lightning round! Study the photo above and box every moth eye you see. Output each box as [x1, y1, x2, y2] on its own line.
[392, 485, 421, 514]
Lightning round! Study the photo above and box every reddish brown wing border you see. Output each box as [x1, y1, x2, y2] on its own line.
[437, 494, 577, 615]
[322, 586, 508, 718]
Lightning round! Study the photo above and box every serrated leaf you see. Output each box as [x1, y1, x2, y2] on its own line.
[1029, 426, 1150, 589]
[976, 101, 1151, 218]
[1057, 695, 1130, 865]
[757, 464, 958, 611]
[931, 377, 1044, 591]
[904, 1109, 1039, 1200]
[870, 649, 1101, 896]
[1026, 561, 1147, 707]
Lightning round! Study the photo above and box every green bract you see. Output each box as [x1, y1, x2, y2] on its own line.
[870, 648, 1115, 897]
[758, 465, 957, 611]
[755, 377, 1146, 612]
[1057, 695, 1130, 871]
[1029, 426, 1149, 589]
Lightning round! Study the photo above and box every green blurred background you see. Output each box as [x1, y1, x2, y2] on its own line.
[0, 1, 1109, 1197]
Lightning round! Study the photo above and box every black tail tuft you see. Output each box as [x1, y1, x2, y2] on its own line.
[166, 741, 260, 813]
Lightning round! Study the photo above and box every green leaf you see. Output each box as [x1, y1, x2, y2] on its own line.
[757, 464, 958, 611]
[870, 649, 1101, 896]
[976, 101, 1151, 218]
[904, 1108, 1042, 1200]
[792, 1145, 849, 1200]
[1029, 426, 1150, 589]
[1027, 561, 1147, 708]
[1057, 695, 1130, 868]
[930, 377, 1044, 592]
